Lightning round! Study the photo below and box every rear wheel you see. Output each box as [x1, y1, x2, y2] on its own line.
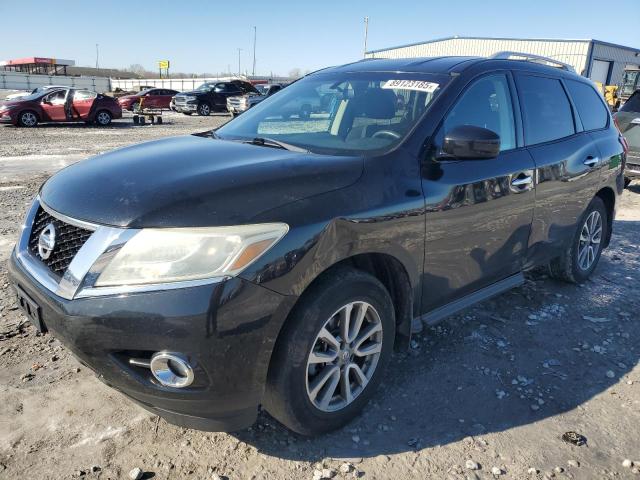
[624, 177, 632, 188]
[18, 111, 38, 127]
[197, 103, 211, 116]
[549, 196, 608, 283]
[264, 268, 395, 435]
[95, 110, 112, 126]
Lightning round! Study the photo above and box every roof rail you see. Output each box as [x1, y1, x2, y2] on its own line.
[490, 51, 576, 72]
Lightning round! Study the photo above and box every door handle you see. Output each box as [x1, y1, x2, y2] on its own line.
[583, 156, 599, 168]
[511, 175, 533, 187]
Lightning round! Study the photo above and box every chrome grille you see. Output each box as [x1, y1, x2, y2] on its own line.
[27, 207, 93, 276]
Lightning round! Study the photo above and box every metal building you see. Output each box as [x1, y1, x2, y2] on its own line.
[365, 36, 640, 85]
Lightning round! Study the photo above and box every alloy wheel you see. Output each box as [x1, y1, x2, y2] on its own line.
[21, 112, 37, 127]
[305, 301, 383, 412]
[96, 112, 111, 125]
[577, 210, 602, 271]
[199, 104, 210, 116]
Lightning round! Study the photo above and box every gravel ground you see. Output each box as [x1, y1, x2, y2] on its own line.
[0, 117, 639, 480]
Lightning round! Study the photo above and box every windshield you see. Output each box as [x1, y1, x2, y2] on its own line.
[216, 72, 447, 155]
[255, 85, 269, 94]
[196, 83, 215, 92]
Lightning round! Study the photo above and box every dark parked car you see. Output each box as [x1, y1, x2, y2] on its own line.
[227, 83, 284, 116]
[9, 55, 625, 435]
[0, 88, 122, 127]
[171, 80, 258, 116]
[614, 90, 640, 186]
[117, 88, 179, 111]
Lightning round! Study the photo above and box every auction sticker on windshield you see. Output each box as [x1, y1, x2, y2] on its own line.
[382, 80, 439, 93]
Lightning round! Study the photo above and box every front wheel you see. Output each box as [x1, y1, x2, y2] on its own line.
[197, 103, 211, 116]
[264, 268, 395, 435]
[95, 110, 112, 126]
[18, 111, 38, 127]
[549, 196, 608, 283]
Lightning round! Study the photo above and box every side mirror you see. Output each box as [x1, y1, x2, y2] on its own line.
[441, 125, 500, 160]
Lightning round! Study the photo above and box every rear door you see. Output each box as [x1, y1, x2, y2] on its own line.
[157, 89, 176, 109]
[421, 73, 536, 313]
[514, 73, 602, 267]
[214, 83, 242, 109]
[143, 89, 161, 108]
[40, 89, 68, 121]
[72, 90, 97, 119]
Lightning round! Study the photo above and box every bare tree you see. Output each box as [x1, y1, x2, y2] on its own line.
[288, 68, 303, 79]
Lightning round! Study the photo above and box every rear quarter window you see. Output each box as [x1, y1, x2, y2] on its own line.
[517, 75, 575, 145]
[565, 80, 609, 130]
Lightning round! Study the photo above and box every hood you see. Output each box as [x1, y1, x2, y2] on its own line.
[178, 89, 205, 96]
[1, 99, 28, 107]
[40, 135, 363, 228]
[118, 95, 138, 102]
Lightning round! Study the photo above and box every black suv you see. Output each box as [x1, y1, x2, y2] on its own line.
[171, 80, 258, 116]
[9, 56, 626, 436]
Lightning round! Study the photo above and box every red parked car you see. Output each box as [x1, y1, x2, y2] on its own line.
[117, 88, 179, 111]
[0, 88, 122, 127]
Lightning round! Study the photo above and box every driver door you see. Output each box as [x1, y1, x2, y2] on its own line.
[41, 89, 68, 121]
[421, 73, 536, 316]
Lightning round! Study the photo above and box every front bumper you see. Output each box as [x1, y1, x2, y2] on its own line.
[173, 103, 198, 113]
[0, 112, 15, 124]
[625, 154, 640, 179]
[8, 251, 294, 431]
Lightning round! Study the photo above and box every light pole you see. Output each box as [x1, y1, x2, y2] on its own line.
[252, 26, 257, 77]
[95, 43, 99, 69]
[363, 17, 369, 57]
[237, 48, 243, 77]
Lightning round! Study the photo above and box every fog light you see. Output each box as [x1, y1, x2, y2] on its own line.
[149, 352, 194, 388]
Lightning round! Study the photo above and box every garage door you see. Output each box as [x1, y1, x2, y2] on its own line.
[591, 60, 612, 84]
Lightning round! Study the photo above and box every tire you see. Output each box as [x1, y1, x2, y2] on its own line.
[183, 112, 193, 116]
[95, 110, 112, 126]
[18, 110, 38, 128]
[197, 103, 211, 116]
[549, 196, 608, 283]
[624, 177, 632, 189]
[264, 267, 395, 435]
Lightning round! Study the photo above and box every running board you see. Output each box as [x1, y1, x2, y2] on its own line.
[419, 273, 525, 326]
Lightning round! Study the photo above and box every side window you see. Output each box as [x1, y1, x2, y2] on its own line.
[442, 74, 516, 151]
[73, 90, 97, 101]
[214, 83, 225, 93]
[517, 75, 575, 145]
[619, 91, 640, 113]
[565, 80, 609, 131]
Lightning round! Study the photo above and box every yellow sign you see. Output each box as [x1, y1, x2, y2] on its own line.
[158, 60, 170, 69]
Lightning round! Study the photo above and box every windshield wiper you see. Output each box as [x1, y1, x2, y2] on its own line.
[242, 137, 309, 153]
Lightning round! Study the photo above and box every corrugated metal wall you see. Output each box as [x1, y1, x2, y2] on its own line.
[366, 38, 592, 74]
[0, 70, 110, 92]
[591, 42, 640, 85]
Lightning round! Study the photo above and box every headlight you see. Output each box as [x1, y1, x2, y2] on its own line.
[185, 95, 196, 101]
[0, 105, 11, 112]
[95, 223, 288, 287]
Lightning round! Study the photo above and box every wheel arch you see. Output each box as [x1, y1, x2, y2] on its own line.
[271, 253, 413, 360]
[595, 186, 615, 248]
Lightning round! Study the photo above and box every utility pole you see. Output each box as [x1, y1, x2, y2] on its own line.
[237, 48, 243, 77]
[252, 26, 257, 77]
[363, 16, 369, 57]
[95, 43, 99, 69]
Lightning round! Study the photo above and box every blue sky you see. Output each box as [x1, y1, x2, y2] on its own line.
[1, 0, 638, 76]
